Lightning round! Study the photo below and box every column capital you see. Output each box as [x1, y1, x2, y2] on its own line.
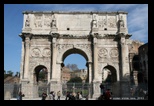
[50, 32, 60, 38]
[116, 33, 132, 39]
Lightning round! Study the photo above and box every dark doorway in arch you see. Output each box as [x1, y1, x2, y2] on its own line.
[34, 65, 48, 84]
[103, 65, 117, 84]
[137, 72, 144, 83]
[132, 55, 140, 71]
[102, 65, 118, 96]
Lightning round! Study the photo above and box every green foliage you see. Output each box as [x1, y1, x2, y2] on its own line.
[4, 70, 14, 79]
[67, 77, 82, 83]
[38, 71, 46, 81]
[4, 74, 12, 79]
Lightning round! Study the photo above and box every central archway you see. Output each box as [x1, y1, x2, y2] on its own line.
[61, 48, 89, 82]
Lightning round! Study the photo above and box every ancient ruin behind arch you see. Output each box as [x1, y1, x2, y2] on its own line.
[19, 11, 144, 99]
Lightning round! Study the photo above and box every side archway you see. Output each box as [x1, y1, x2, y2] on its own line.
[33, 65, 48, 84]
[102, 65, 117, 83]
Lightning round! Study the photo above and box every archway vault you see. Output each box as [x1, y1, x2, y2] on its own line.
[62, 48, 89, 62]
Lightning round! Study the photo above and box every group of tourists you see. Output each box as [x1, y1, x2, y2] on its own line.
[41, 91, 87, 100]
[65, 91, 86, 100]
[42, 91, 61, 100]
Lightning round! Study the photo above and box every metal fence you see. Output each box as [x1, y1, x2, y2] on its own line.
[38, 84, 50, 97]
[62, 83, 93, 98]
[4, 82, 148, 100]
[4, 83, 20, 100]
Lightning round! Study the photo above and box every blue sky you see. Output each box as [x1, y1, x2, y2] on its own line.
[4, 4, 148, 75]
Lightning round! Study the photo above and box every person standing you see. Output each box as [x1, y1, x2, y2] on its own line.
[42, 92, 47, 100]
[100, 83, 104, 95]
[17, 91, 24, 100]
[49, 91, 55, 100]
[57, 91, 61, 100]
[65, 91, 70, 100]
[104, 89, 111, 100]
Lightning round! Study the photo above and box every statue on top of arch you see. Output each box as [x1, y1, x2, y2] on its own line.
[119, 16, 124, 28]
[50, 14, 56, 28]
[25, 15, 30, 27]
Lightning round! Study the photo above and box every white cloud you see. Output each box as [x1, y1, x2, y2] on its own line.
[130, 29, 148, 43]
[127, 5, 148, 43]
[30, 4, 148, 43]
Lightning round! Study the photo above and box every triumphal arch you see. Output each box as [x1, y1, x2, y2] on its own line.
[19, 11, 132, 99]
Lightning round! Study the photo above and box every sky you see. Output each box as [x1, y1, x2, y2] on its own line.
[4, 4, 148, 75]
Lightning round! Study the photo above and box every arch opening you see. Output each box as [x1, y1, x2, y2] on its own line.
[34, 65, 48, 84]
[61, 48, 89, 83]
[102, 65, 117, 84]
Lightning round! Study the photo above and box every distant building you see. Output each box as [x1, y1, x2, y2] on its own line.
[70, 69, 87, 82]
[138, 43, 148, 83]
[61, 67, 71, 83]
[4, 76, 20, 84]
[128, 40, 144, 85]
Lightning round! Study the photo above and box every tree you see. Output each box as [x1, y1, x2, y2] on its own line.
[67, 77, 82, 83]
[4, 70, 13, 79]
[38, 70, 47, 82]
[66, 64, 79, 71]
[7, 70, 14, 76]
[15, 72, 19, 77]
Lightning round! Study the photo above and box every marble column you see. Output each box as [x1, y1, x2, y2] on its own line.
[120, 35, 130, 80]
[93, 37, 99, 82]
[20, 39, 25, 79]
[51, 37, 57, 80]
[87, 61, 92, 83]
[119, 34, 130, 97]
[23, 34, 31, 80]
[92, 35, 101, 99]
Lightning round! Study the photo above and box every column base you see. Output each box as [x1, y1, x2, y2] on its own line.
[49, 79, 62, 95]
[92, 81, 101, 99]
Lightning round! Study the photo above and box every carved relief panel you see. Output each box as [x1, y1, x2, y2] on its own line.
[30, 47, 51, 57]
[34, 14, 43, 28]
[110, 48, 119, 58]
[107, 16, 117, 28]
[98, 48, 108, 58]
[57, 44, 73, 54]
[57, 44, 92, 62]
[98, 15, 107, 28]
[98, 47, 119, 63]
[44, 14, 52, 27]
[31, 48, 41, 57]
[110, 48, 119, 62]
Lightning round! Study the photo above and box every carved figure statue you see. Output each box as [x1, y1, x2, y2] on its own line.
[92, 14, 97, 28]
[119, 16, 124, 28]
[51, 20, 56, 28]
[51, 14, 56, 28]
[25, 15, 30, 27]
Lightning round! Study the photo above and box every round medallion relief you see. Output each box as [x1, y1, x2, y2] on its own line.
[110, 49, 118, 57]
[31, 48, 41, 57]
[98, 48, 108, 57]
[42, 48, 51, 57]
